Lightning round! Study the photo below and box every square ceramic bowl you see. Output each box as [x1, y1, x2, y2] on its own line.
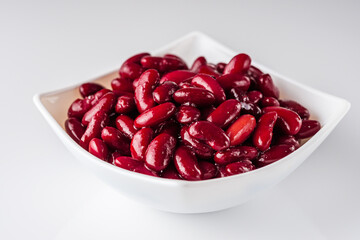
[33, 32, 350, 213]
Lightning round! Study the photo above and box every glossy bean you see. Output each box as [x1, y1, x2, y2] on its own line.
[206, 99, 242, 128]
[176, 105, 201, 124]
[82, 92, 116, 126]
[188, 121, 230, 151]
[226, 114, 256, 146]
[256, 74, 280, 99]
[263, 106, 302, 135]
[134, 102, 176, 128]
[65, 117, 86, 143]
[145, 133, 177, 172]
[115, 95, 136, 114]
[254, 144, 295, 167]
[252, 112, 278, 151]
[67, 98, 92, 119]
[197, 65, 221, 78]
[214, 146, 258, 165]
[130, 127, 154, 161]
[279, 99, 310, 120]
[225, 160, 255, 176]
[153, 81, 178, 104]
[134, 69, 159, 113]
[79, 82, 104, 98]
[88, 138, 109, 161]
[247, 90, 263, 104]
[173, 88, 216, 106]
[295, 120, 321, 139]
[216, 74, 251, 91]
[223, 53, 251, 74]
[174, 145, 202, 181]
[119, 52, 149, 80]
[101, 126, 130, 155]
[191, 74, 226, 104]
[180, 126, 214, 159]
[190, 56, 207, 72]
[261, 97, 280, 107]
[80, 110, 108, 149]
[199, 161, 217, 180]
[111, 77, 133, 92]
[115, 115, 138, 139]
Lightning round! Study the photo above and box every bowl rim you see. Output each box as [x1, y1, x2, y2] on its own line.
[33, 31, 351, 188]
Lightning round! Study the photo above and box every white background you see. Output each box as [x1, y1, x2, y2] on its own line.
[1, 0, 359, 239]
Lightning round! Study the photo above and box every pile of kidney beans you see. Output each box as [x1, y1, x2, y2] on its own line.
[65, 52, 321, 180]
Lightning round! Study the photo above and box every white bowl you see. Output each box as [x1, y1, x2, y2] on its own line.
[33, 32, 350, 213]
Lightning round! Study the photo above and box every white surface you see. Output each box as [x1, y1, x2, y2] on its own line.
[34, 32, 350, 213]
[0, 0, 359, 239]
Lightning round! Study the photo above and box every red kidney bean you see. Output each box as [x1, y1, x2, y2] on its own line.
[159, 70, 196, 84]
[140, 56, 163, 70]
[174, 145, 202, 180]
[241, 102, 262, 118]
[252, 112, 278, 151]
[261, 97, 280, 107]
[247, 65, 263, 80]
[228, 88, 249, 103]
[114, 156, 143, 171]
[197, 65, 221, 78]
[112, 90, 134, 98]
[82, 92, 116, 126]
[67, 98, 93, 119]
[254, 144, 295, 168]
[162, 56, 188, 71]
[214, 146, 258, 165]
[226, 114, 256, 146]
[180, 126, 214, 159]
[154, 118, 181, 138]
[162, 164, 182, 179]
[115, 115, 138, 139]
[79, 82, 104, 98]
[199, 161, 217, 180]
[145, 133, 177, 172]
[101, 126, 130, 155]
[133, 164, 158, 176]
[115, 95, 136, 114]
[189, 121, 230, 151]
[190, 56, 207, 72]
[225, 159, 255, 176]
[191, 74, 226, 104]
[88, 89, 112, 106]
[173, 88, 216, 106]
[295, 120, 321, 139]
[134, 69, 159, 113]
[119, 53, 149, 80]
[176, 105, 201, 124]
[164, 54, 188, 68]
[80, 110, 108, 149]
[206, 99, 242, 128]
[134, 102, 176, 128]
[263, 106, 302, 135]
[153, 81, 178, 104]
[216, 74, 251, 91]
[130, 127, 154, 161]
[256, 74, 280, 99]
[247, 90, 263, 104]
[111, 77, 133, 93]
[224, 53, 251, 75]
[279, 99, 310, 120]
[276, 135, 300, 149]
[65, 117, 86, 143]
[88, 138, 109, 161]
[216, 62, 226, 74]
